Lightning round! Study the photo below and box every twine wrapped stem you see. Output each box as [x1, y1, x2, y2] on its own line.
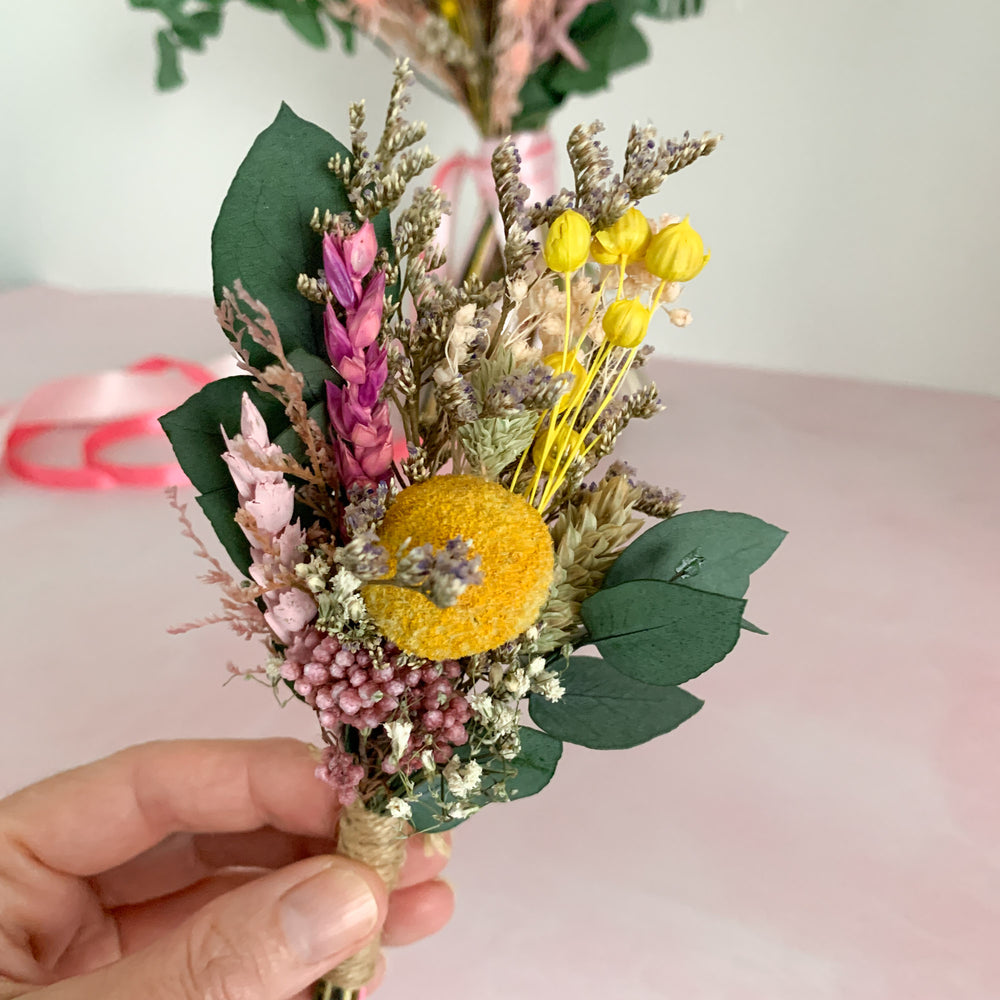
[314, 800, 409, 1000]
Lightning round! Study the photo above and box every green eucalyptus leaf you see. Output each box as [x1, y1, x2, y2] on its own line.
[211, 103, 353, 370]
[511, 0, 706, 129]
[155, 29, 184, 89]
[328, 15, 356, 52]
[281, 4, 326, 46]
[740, 617, 768, 635]
[529, 656, 703, 749]
[189, 9, 223, 35]
[408, 727, 563, 834]
[548, 3, 649, 96]
[605, 510, 786, 600]
[581, 579, 744, 686]
[506, 726, 563, 800]
[171, 13, 212, 49]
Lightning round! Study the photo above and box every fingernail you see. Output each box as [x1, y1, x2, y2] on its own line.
[279, 864, 380, 964]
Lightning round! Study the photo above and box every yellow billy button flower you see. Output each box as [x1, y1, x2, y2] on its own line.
[602, 298, 652, 349]
[363, 475, 554, 661]
[645, 216, 710, 282]
[543, 209, 592, 273]
[590, 207, 652, 266]
[543, 352, 587, 413]
[532, 423, 584, 473]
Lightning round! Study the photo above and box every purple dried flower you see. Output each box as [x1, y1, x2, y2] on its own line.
[343, 481, 392, 537]
[606, 460, 684, 518]
[335, 531, 391, 580]
[387, 535, 485, 608]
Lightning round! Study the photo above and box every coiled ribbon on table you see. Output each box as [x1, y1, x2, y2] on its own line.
[1, 356, 221, 490]
[1, 133, 557, 492]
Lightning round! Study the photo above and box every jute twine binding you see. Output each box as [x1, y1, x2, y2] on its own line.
[323, 801, 408, 993]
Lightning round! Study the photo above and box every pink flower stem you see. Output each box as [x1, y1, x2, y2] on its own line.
[322, 221, 394, 491]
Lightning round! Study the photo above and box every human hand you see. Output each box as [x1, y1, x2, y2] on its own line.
[0, 738, 454, 1000]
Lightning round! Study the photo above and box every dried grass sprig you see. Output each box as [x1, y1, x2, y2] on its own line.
[535, 473, 644, 652]
[216, 281, 339, 525]
[165, 487, 271, 641]
[565, 122, 631, 231]
[329, 61, 438, 219]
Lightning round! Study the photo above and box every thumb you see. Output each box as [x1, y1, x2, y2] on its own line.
[45, 856, 386, 1000]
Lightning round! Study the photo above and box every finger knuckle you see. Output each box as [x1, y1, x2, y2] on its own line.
[178, 914, 260, 1000]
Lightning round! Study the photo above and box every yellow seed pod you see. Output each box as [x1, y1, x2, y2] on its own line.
[543, 209, 592, 273]
[439, 0, 461, 26]
[532, 423, 584, 473]
[602, 298, 652, 349]
[645, 216, 710, 282]
[591, 208, 652, 266]
[543, 352, 587, 413]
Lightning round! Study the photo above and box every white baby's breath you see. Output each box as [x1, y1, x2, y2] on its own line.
[444, 758, 483, 799]
[387, 797, 412, 820]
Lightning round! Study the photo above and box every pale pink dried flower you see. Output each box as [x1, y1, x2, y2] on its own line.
[222, 393, 317, 645]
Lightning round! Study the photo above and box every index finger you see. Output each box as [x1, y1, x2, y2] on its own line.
[0, 738, 342, 877]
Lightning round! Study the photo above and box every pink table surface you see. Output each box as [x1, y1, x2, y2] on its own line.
[1, 287, 998, 999]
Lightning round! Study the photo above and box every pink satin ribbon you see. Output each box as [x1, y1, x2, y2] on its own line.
[432, 130, 557, 271]
[2, 356, 217, 490]
[4, 136, 557, 492]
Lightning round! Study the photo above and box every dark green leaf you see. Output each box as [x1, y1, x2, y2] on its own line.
[172, 19, 208, 49]
[511, 74, 560, 132]
[511, 0, 706, 129]
[328, 15, 356, 52]
[529, 656, 703, 749]
[548, 4, 649, 96]
[189, 9, 223, 35]
[581, 579, 744, 686]
[408, 728, 563, 833]
[155, 29, 184, 89]
[633, 0, 705, 17]
[740, 617, 768, 636]
[285, 348, 337, 404]
[281, 5, 326, 46]
[195, 487, 252, 575]
[211, 103, 353, 370]
[604, 510, 786, 600]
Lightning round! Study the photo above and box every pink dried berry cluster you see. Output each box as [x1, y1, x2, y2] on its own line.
[283, 628, 472, 802]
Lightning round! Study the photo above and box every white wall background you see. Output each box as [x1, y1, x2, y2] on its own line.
[1, 0, 998, 394]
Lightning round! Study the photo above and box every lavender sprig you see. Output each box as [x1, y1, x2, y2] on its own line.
[374, 536, 485, 609]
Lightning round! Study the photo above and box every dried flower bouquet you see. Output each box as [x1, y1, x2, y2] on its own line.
[162, 61, 783, 998]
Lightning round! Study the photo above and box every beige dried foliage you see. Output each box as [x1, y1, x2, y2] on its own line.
[535, 474, 644, 652]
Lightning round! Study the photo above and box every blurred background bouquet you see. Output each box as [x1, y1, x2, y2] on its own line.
[131, 0, 706, 136]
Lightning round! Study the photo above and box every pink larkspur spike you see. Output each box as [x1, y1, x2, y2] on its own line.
[346, 220, 378, 277]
